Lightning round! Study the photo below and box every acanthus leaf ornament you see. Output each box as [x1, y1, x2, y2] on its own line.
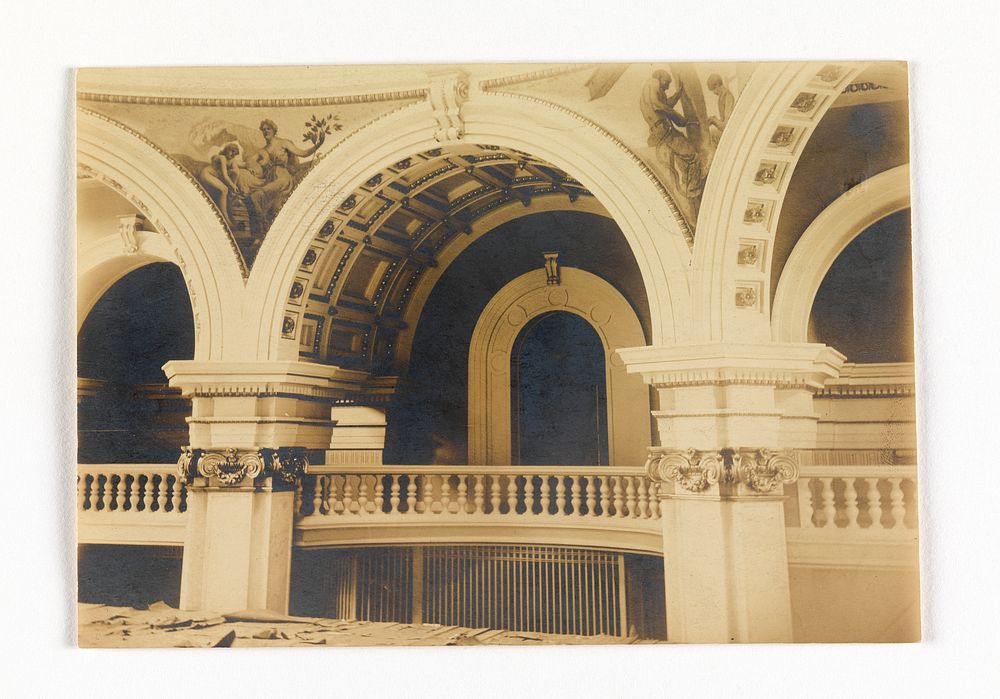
[271, 447, 309, 485]
[647, 448, 722, 493]
[176, 447, 309, 487]
[197, 448, 266, 486]
[735, 448, 799, 494]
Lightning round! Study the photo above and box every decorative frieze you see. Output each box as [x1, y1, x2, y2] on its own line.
[645, 447, 799, 496]
[178, 446, 309, 487]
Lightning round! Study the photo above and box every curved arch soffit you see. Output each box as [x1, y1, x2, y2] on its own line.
[78, 232, 178, 332]
[77, 110, 245, 359]
[394, 195, 616, 371]
[771, 164, 911, 343]
[468, 267, 650, 467]
[245, 94, 694, 361]
[690, 62, 869, 343]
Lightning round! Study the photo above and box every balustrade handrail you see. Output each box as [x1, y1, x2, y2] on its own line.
[797, 464, 917, 478]
[307, 463, 649, 476]
[77, 463, 177, 475]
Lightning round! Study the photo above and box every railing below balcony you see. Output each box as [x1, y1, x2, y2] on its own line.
[294, 466, 664, 553]
[77, 464, 187, 545]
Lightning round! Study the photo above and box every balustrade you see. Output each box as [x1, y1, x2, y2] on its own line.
[795, 466, 917, 533]
[77, 465, 186, 515]
[296, 466, 660, 523]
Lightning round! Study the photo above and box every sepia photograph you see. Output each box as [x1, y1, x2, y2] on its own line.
[75, 61, 919, 647]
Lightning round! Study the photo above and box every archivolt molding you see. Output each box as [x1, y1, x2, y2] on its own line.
[77, 110, 246, 359]
[771, 165, 911, 343]
[468, 267, 650, 467]
[244, 92, 693, 363]
[691, 62, 868, 344]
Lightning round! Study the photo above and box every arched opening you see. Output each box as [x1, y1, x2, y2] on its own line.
[511, 312, 609, 466]
[808, 209, 913, 362]
[77, 262, 195, 463]
[383, 211, 650, 466]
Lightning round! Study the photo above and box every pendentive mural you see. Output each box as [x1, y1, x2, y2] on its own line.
[77, 98, 422, 267]
[484, 63, 754, 237]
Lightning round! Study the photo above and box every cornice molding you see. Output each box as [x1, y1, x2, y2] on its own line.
[78, 89, 429, 108]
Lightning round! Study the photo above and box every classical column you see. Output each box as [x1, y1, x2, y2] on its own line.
[164, 360, 367, 614]
[619, 342, 844, 642]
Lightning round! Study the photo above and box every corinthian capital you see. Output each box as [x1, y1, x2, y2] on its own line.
[178, 447, 310, 488]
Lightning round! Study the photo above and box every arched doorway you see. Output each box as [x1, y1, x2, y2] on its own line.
[511, 311, 609, 466]
[77, 262, 194, 464]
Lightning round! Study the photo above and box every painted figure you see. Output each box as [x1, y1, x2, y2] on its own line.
[706, 73, 735, 144]
[640, 70, 704, 198]
[247, 119, 325, 229]
[197, 143, 242, 227]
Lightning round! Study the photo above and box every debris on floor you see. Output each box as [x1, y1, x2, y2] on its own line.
[78, 602, 645, 648]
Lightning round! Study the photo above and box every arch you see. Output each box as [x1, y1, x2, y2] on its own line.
[771, 165, 911, 343]
[690, 62, 868, 344]
[468, 267, 650, 466]
[394, 195, 613, 370]
[244, 93, 694, 361]
[77, 109, 246, 360]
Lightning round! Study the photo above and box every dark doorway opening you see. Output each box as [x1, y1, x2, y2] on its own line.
[511, 312, 608, 466]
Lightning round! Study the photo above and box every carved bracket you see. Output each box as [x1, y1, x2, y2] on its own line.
[178, 446, 309, 488]
[117, 213, 146, 255]
[646, 447, 798, 495]
[428, 70, 469, 143]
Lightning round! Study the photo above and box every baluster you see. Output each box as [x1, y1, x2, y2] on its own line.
[421, 475, 434, 514]
[373, 475, 384, 513]
[636, 478, 649, 519]
[524, 475, 535, 515]
[121, 474, 135, 511]
[594, 476, 606, 518]
[819, 477, 836, 528]
[843, 478, 860, 528]
[405, 475, 417, 513]
[343, 475, 356, 514]
[456, 475, 468, 514]
[555, 476, 567, 515]
[472, 473, 486, 515]
[505, 475, 518, 514]
[311, 475, 325, 515]
[613, 476, 625, 518]
[357, 475, 370, 514]
[164, 476, 177, 513]
[77, 472, 88, 511]
[489, 475, 501, 514]
[440, 476, 451, 514]
[865, 478, 883, 529]
[889, 478, 906, 529]
[155, 475, 167, 513]
[329, 475, 343, 514]
[106, 474, 120, 511]
[293, 479, 303, 516]
[90, 473, 107, 510]
[626, 477, 638, 518]
[648, 480, 660, 518]
[388, 475, 400, 513]
[570, 477, 582, 515]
